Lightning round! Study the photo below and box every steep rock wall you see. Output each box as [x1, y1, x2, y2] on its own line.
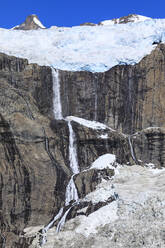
[60, 44, 165, 134]
[0, 53, 131, 247]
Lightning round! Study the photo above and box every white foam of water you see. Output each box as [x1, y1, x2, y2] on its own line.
[52, 68, 63, 120]
[65, 176, 79, 206]
[68, 121, 79, 174]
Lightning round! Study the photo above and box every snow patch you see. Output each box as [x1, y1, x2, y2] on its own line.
[91, 154, 116, 170]
[84, 182, 116, 204]
[66, 116, 110, 130]
[100, 15, 151, 26]
[75, 201, 118, 237]
[149, 167, 165, 175]
[33, 16, 45, 29]
[99, 133, 108, 139]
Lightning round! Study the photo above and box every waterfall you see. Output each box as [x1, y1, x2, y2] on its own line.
[52, 67, 63, 120]
[68, 121, 79, 174]
[56, 121, 80, 232]
[128, 135, 137, 163]
[41, 207, 63, 246]
[56, 206, 72, 233]
[40, 71, 80, 245]
[65, 176, 79, 206]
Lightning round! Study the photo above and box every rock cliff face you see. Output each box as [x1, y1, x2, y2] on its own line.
[1, 43, 165, 247]
[60, 44, 165, 134]
[0, 53, 131, 247]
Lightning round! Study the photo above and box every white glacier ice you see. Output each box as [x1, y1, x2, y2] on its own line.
[1, 17, 165, 72]
[91, 154, 116, 170]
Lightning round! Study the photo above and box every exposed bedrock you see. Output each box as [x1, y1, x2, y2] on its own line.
[132, 127, 165, 168]
[74, 168, 115, 199]
[2, 44, 165, 135]
[70, 121, 131, 170]
[60, 44, 165, 134]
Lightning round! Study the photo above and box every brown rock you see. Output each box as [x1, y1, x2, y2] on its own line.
[59, 44, 165, 135]
[13, 15, 45, 30]
[0, 52, 131, 247]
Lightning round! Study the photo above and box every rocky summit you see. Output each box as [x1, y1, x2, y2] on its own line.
[13, 14, 46, 30]
[0, 15, 165, 248]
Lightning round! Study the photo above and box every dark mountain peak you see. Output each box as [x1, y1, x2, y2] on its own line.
[13, 14, 46, 30]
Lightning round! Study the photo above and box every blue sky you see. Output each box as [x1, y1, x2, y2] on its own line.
[1, 0, 165, 28]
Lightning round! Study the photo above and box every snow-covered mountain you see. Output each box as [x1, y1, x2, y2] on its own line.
[99, 14, 151, 25]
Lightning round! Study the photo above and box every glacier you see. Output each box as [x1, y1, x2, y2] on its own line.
[1, 18, 165, 72]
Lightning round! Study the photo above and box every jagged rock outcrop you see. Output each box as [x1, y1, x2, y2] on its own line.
[99, 14, 150, 25]
[74, 168, 114, 198]
[132, 127, 165, 168]
[13, 15, 45, 30]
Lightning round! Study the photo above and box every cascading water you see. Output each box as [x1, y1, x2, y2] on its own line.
[68, 121, 79, 174]
[41, 69, 80, 246]
[128, 135, 137, 163]
[52, 67, 63, 120]
[65, 175, 79, 206]
[41, 207, 63, 246]
[56, 120, 80, 231]
[56, 206, 72, 233]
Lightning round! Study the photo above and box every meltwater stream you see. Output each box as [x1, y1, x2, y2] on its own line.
[52, 68, 63, 120]
[41, 69, 79, 246]
[128, 135, 137, 163]
[56, 121, 80, 232]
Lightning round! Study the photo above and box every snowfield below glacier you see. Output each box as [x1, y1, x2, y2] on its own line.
[28, 164, 165, 248]
[1, 18, 165, 72]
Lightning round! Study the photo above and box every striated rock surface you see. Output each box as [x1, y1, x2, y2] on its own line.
[132, 127, 165, 167]
[0, 52, 132, 247]
[60, 44, 165, 135]
[0, 54, 70, 247]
